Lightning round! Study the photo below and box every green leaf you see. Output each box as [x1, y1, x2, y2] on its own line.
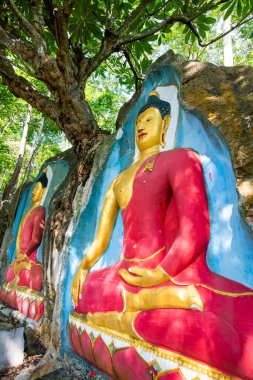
[224, 1, 236, 20]
[196, 22, 210, 31]
[220, 2, 232, 11]
[184, 30, 191, 43]
[198, 27, 206, 39]
[198, 15, 216, 24]
[241, 0, 250, 17]
[141, 40, 153, 55]
[144, 34, 158, 42]
[237, 0, 242, 17]
[89, 23, 103, 40]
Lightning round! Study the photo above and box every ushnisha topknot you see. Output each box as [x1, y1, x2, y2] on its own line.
[35, 172, 48, 188]
[138, 91, 171, 119]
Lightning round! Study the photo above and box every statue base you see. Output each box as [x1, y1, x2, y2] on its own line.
[68, 310, 237, 380]
[0, 283, 44, 321]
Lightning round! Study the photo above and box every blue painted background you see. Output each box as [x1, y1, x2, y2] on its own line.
[7, 160, 69, 265]
[60, 63, 253, 360]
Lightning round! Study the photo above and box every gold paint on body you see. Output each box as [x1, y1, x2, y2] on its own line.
[78, 283, 203, 339]
[87, 311, 141, 340]
[113, 155, 153, 210]
[123, 284, 204, 312]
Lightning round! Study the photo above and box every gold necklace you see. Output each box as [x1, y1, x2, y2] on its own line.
[142, 153, 160, 174]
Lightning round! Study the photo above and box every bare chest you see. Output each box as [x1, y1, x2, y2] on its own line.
[114, 162, 144, 210]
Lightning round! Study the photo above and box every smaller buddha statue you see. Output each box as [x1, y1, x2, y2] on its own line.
[0, 172, 48, 320]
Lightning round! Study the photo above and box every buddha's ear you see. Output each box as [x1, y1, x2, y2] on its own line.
[160, 116, 171, 148]
[40, 187, 47, 200]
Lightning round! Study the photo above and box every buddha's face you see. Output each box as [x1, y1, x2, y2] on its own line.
[135, 107, 170, 151]
[32, 182, 46, 203]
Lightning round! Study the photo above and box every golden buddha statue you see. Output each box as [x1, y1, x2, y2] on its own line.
[69, 92, 253, 379]
[71, 91, 203, 316]
[0, 172, 48, 320]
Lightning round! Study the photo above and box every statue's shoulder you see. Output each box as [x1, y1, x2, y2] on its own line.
[160, 148, 200, 161]
[33, 205, 46, 216]
[159, 149, 202, 172]
[37, 205, 46, 211]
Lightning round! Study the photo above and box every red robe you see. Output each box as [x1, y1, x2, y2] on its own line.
[75, 149, 253, 379]
[5, 206, 45, 291]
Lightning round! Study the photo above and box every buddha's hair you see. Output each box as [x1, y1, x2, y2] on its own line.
[35, 172, 48, 188]
[138, 92, 171, 119]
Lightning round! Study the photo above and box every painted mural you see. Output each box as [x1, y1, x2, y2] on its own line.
[0, 161, 69, 321]
[62, 64, 253, 380]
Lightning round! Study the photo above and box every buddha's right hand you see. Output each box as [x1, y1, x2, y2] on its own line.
[12, 254, 26, 264]
[71, 267, 88, 307]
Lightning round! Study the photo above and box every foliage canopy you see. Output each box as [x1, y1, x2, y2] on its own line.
[0, 0, 252, 157]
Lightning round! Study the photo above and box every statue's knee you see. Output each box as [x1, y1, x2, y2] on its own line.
[135, 309, 241, 365]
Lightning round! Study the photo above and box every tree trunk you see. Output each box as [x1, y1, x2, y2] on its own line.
[222, 16, 234, 66]
[1, 104, 32, 201]
[25, 115, 45, 183]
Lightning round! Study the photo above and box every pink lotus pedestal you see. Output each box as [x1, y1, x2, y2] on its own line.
[0, 284, 44, 321]
[69, 311, 236, 380]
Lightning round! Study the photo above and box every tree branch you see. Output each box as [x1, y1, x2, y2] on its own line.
[81, 31, 119, 80]
[118, 15, 187, 45]
[0, 53, 61, 124]
[28, 0, 45, 39]
[201, 15, 253, 47]
[117, 0, 229, 45]
[0, 17, 69, 92]
[11, 60, 34, 77]
[183, 0, 190, 13]
[117, 0, 154, 36]
[185, 21, 202, 45]
[55, 8, 70, 55]
[117, 0, 251, 47]
[4, 0, 37, 40]
[62, 0, 77, 17]
[122, 48, 142, 91]
[189, 10, 253, 48]
[43, 0, 57, 39]
[187, 0, 229, 21]
[0, 24, 38, 68]
[145, 1, 168, 18]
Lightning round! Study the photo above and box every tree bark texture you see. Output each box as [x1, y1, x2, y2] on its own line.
[25, 116, 45, 183]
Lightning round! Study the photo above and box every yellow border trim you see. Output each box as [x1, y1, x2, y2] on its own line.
[3, 282, 43, 301]
[168, 278, 253, 298]
[122, 246, 165, 263]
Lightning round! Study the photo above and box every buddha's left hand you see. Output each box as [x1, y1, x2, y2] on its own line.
[15, 254, 26, 263]
[119, 265, 171, 287]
